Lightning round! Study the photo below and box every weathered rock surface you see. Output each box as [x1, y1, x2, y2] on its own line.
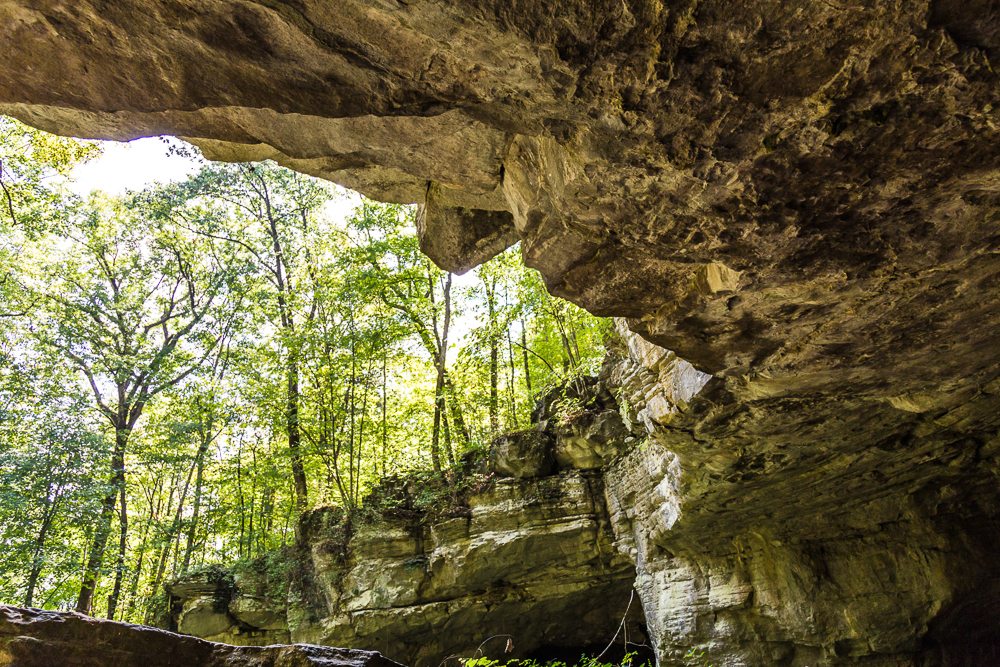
[489, 428, 554, 478]
[2, 0, 997, 377]
[534, 377, 636, 470]
[604, 331, 1000, 665]
[169, 462, 645, 666]
[4, 1, 1000, 664]
[0, 604, 402, 667]
[167, 567, 290, 646]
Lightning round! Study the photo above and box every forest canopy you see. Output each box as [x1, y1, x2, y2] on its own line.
[0, 117, 610, 620]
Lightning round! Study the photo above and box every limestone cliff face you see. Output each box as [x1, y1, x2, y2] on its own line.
[168, 450, 645, 666]
[604, 328, 1000, 665]
[4, 2, 1000, 665]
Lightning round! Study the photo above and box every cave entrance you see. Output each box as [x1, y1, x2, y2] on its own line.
[0, 121, 647, 667]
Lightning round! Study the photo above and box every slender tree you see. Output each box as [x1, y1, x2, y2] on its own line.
[176, 162, 334, 517]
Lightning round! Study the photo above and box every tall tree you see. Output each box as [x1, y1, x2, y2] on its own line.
[349, 202, 469, 473]
[27, 195, 237, 616]
[176, 162, 334, 518]
[0, 348, 106, 609]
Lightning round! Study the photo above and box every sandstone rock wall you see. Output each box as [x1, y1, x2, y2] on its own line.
[169, 457, 646, 666]
[603, 324, 1000, 666]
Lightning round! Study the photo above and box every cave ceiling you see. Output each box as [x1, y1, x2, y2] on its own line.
[3, 0, 999, 539]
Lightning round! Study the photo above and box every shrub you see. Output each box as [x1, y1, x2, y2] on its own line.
[463, 651, 651, 667]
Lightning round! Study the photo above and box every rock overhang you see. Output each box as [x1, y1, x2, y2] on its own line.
[4, 0, 997, 378]
[5, 0, 1000, 543]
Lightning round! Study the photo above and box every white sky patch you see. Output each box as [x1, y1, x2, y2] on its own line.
[71, 136, 367, 227]
[69, 136, 200, 196]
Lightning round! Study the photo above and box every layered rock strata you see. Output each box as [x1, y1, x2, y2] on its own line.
[604, 328, 1000, 665]
[166, 567, 291, 647]
[0, 604, 402, 667]
[168, 445, 646, 666]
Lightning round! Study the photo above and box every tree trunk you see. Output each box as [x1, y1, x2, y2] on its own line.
[444, 375, 470, 448]
[329, 387, 350, 508]
[145, 461, 195, 622]
[442, 397, 455, 467]
[247, 446, 257, 559]
[288, 353, 308, 518]
[486, 282, 499, 434]
[142, 469, 180, 622]
[521, 319, 532, 395]
[257, 485, 273, 557]
[506, 328, 519, 428]
[106, 475, 129, 619]
[381, 349, 388, 476]
[347, 338, 357, 505]
[355, 357, 373, 504]
[24, 490, 61, 608]
[181, 442, 208, 573]
[430, 366, 445, 473]
[236, 438, 245, 559]
[124, 477, 161, 620]
[76, 426, 129, 615]
[432, 274, 453, 472]
[263, 176, 309, 522]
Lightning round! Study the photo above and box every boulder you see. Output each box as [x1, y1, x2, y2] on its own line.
[489, 428, 555, 478]
[0, 604, 402, 667]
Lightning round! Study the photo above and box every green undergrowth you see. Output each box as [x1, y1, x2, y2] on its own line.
[351, 454, 496, 525]
[172, 553, 291, 611]
[463, 651, 652, 667]
[229, 548, 293, 603]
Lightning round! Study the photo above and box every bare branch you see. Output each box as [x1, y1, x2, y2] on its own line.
[63, 349, 115, 422]
[0, 160, 18, 227]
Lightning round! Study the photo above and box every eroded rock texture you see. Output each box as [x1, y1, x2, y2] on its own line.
[3, 1, 1000, 665]
[167, 450, 645, 666]
[605, 329, 1000, 665]
[0, 604, 402, 667]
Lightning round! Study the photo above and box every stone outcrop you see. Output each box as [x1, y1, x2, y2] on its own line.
[4, 1, 1000, 664]
[166, 566, 290, 646]
[168, 437, 646, 666]
[5, 0, 998, 378]
[489, 429, 555, 478]
[0, 604, 402, 667]
[604, 330, 1000, 665]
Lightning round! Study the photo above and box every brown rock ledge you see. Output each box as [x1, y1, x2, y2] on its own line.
[0, 604, 404, 667]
